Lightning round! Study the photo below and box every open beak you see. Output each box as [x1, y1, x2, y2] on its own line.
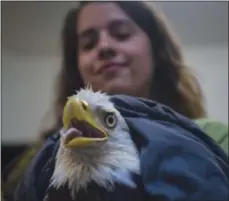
[62, 97, 108, 148]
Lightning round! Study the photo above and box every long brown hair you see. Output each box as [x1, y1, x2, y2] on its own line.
[41, 1, 206, 139]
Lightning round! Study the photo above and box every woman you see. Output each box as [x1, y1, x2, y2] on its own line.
[3, 2, 228, 201]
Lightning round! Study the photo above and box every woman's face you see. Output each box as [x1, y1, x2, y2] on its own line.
[77, 3, 154, 98]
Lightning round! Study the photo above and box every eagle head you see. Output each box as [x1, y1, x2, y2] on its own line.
[50, 88, 139, 197]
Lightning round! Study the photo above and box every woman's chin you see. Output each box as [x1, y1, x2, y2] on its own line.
[102, 83, 133, 96]
[100, 81, 149, 99]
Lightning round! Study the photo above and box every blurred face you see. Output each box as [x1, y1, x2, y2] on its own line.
[77, 3, 154, 98]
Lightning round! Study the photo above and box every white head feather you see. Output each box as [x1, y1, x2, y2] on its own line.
[50, 88, 140, 198]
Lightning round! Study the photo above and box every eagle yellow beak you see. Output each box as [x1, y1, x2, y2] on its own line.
[62, 97, 108, 148]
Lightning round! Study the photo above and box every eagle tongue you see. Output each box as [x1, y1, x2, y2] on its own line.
[71, 118, 104, 138]
[69, 118, 89, 138]
[64, 128, 82, 145]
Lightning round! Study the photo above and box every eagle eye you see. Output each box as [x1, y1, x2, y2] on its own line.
[104, 112, 117, 129]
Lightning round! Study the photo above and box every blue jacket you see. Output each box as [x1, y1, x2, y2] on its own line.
[14, 95, 228, 201]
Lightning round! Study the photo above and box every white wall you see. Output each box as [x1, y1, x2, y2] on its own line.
[184, 44, 228, 123]
[2, 50, 61, 144]
[1, 44, 228, 144]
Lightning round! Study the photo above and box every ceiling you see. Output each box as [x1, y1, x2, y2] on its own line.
[1, 1, 228, 57]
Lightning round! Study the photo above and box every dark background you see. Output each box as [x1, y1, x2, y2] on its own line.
[2, 145, 28, 170]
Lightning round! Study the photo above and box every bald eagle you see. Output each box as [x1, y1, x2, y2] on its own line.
[43, 88, 140, 201]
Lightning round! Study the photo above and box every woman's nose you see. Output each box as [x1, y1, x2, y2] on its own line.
[97, 31, 116, 60]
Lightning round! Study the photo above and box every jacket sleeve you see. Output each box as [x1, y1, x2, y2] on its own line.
[195, 119, 228, 155]
[14, 134, 60, 201]
[126, 117, 229, 201]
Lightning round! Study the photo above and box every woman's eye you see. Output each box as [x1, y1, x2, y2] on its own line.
[104, 112, 117, 129]
[82, 41, 96, 51]
[80, 38, 97, 51]
[114, 31, 131, 41]
[109, 21, 133, 41]
[79, 30, 98, 51]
